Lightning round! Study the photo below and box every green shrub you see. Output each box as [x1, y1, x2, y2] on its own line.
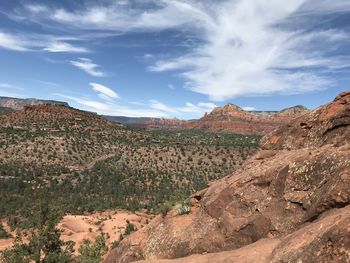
[177, 203, 191, 215]
[77, 234, 107, 263]
[124, 222, 136, 236]
[0, 224, 11, 239]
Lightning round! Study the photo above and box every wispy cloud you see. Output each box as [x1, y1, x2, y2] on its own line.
[168, 84, 175, 90]
[0, 32, 28, 51]
[90, 83, 119, 100]
[149, 100, 216, 117]
[32, 80, 59, 87]
[70, 58, 106, 77]
[0, 31, 88, 53]
[0, 83, 24, 98]
[149, 100, 179, 114]
[44, 42, 88, 53]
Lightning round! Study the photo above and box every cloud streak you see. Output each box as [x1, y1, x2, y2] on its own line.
[0, 31, 88, 53]
[149, 100, 217, 117]
[70, 58, 106, 77]
[90, 83, 119, 100]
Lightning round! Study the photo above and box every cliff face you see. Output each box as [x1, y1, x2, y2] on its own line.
[0, 97, 69, 111]
[185, 104, 309, 135]
[104, 91, 350, 263]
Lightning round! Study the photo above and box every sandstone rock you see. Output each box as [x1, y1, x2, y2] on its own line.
[131, 205, 350, 263]
[261, 91, 350, 150]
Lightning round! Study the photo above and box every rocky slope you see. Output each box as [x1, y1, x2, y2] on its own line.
[104, 91, 350, 263]
[0, 96, 69, 110]
[185, 104, 309, 135]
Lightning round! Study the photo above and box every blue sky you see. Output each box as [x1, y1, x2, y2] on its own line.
[0, 0, 350, 119]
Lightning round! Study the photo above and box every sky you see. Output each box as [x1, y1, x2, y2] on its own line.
[0, 0, 350, 119]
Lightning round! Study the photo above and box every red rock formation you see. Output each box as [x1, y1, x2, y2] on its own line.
[185, 104, 309, 135]
[104, 91, 350, 263]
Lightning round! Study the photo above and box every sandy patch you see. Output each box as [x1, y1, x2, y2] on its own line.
[0, 210, 153, 256]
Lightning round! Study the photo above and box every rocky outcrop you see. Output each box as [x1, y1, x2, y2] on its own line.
[104, 91, 350, 263]
[0, 96, 69, 111]
[261, 91, 350, 150]
[185, 104, 309, 135]
[134, 205, 350, 263]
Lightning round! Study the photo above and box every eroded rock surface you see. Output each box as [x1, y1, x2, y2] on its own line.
[105, 91, 350, 263]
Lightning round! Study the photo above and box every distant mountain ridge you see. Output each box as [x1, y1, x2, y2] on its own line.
[0, 96, 309, 135]
[0, 96, 69, 111]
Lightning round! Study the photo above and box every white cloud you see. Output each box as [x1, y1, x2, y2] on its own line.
[0, 31, 88, 53]
[149, 100, 179, 114]
[70, 58, 106, 77]
[90, 83, 119, 100]
[0, 32, 28, 51]
[44, 42, 88, 53]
